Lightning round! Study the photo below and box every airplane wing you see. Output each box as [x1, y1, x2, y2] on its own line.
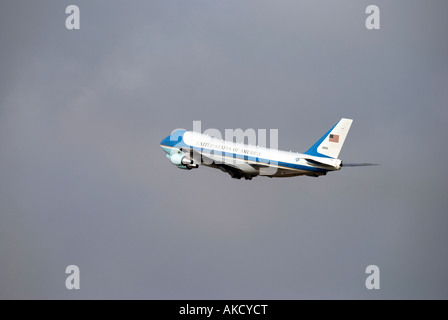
[216, 164, 250, 179]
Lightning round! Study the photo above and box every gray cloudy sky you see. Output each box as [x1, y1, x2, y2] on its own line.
[1, 0, 448, 299]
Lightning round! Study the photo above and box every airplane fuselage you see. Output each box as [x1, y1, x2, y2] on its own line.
[160, 128, 344, 180]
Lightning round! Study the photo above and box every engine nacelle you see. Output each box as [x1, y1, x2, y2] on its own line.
[170, 153, 192, 166]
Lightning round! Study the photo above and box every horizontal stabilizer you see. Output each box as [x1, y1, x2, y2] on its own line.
[303, 157, 339, 169]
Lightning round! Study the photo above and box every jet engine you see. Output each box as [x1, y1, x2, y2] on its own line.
[169, 153, 198, 170]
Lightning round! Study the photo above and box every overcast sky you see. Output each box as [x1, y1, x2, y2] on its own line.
[1, 0, 447, 299]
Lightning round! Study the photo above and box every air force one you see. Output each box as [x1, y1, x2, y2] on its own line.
[160, 118, 375, 180]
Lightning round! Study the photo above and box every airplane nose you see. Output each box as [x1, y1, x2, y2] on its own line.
[160, 135, 170, 146]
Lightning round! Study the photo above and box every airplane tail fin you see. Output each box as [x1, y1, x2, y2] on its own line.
[303, 118, 353, 159]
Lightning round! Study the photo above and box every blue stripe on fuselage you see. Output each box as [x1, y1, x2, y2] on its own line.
[160, 141, 328, 173]
[197, 147, 326, 172]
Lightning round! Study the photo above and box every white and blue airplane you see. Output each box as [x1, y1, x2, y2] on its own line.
[160, 118, 374, 180]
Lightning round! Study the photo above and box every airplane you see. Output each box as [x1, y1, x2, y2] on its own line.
[160, 118, 375, 180]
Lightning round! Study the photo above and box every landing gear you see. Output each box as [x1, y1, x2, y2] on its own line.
[217, 164, 254, 180]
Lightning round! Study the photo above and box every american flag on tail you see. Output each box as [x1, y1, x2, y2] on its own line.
[329, 134, 339, 143]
